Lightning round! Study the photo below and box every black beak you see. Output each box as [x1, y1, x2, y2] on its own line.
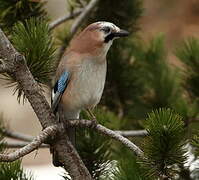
[113, 29, 129, 37]
[104, 29, 129, 43]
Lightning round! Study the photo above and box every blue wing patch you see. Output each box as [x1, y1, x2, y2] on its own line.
[55, 71, 69, 93]
[51, 71, 70, 113]
[58, 71, 69, 92]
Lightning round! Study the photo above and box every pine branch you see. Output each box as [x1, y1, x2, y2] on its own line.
[70, 0, 100, 36]
[143, 108, 186, 178]
[0, 126, 56, 162]
[3, 130, 34, 142]
[0, 28, 92, 180]
[4, 127, 147, 144]
[115, 130, 147, 137]
[2, 141, 49, 148]
[49, 9, 83, 31]
[0, 118, 146, 174]
[68, 119, 145, 159]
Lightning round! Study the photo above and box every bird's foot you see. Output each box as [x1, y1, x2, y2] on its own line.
[90, 118, 98, 128]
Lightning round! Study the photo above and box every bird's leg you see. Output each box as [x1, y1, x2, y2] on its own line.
[86, 108, 96, 119]
[86, 108, 97, 127]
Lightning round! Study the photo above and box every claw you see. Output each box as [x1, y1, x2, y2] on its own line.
[86, 108, 96, 120]
[91, 118, 98, 128]
[85, 108, 98, 128]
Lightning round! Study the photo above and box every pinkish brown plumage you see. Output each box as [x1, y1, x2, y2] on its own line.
[51, 22, 129, 165]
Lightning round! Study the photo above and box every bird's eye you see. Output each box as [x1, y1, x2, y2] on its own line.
[101, 27, 111, 34]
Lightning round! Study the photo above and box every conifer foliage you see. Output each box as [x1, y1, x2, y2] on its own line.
[0, 0, 53, 102]
[176, 37, 199, 99]
[143, 109, 186, 179]
[10, 18, 55, 100]
[0, 0, 47, 33]
[2, 18, 55, 101]
[0, 160, 34, 180]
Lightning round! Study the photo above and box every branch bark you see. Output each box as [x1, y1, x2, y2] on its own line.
[2, 141, 49, 148]
[49, 9, 83, 31]
[115, 130, 148, 137]
[51, 127, 92, 179]
[0, 119, 146, 164]
[0, 126, 56, 162]
[70, 0, 100, 36]
[58, 0, 100, 61]
[3, 128, 147, 144]
[3, 129, 34, 142]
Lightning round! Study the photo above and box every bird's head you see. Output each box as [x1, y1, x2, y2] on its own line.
[89, 21, 129, 43]
[68, 21, 129, 58]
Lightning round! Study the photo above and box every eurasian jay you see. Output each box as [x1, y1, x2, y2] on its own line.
[51, 21, 129, 146]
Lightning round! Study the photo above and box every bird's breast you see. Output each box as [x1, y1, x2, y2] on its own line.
[62, 58, 107, 110]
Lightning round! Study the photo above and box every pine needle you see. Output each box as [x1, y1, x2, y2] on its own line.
[2, 18, 56, 102]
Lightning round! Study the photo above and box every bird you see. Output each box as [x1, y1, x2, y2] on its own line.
[51, 21, 129, 162]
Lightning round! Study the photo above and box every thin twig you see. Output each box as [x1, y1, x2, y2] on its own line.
[0, 126, 57, 162]
[3, 130, 34, 142]
[49, 9, 83, 31]
[58, 0, 100, 59]
[70, 0, 100, 36]
[1, 141, 49, 148]
[115, 130, 148, 137]
[68, 120, 145, 159]
[4, 127, 147, 143]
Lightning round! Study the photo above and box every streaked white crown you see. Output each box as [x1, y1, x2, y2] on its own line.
[95, 21, 120, 32]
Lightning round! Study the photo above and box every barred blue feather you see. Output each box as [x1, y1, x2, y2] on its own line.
[57, 71, 69, 93]
[51, 71, 69, 113]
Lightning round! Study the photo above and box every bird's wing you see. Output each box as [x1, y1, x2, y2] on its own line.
[51, 71, 70, 113]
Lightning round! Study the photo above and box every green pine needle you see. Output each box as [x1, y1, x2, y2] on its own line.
[176, 37, 199, 72]
[133, 35, 184, 110]
[0, 160, 34, 180]
[143, 108, 186, 178]
[191, 131, 199, 157]
[3, 18, 56, 102]
[113, 149, 151, 180]
[0, 0, 47, 33]
[176, 37, 199, 98]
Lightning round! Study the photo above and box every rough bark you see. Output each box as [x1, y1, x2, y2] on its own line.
[52, 127, 92, 179]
